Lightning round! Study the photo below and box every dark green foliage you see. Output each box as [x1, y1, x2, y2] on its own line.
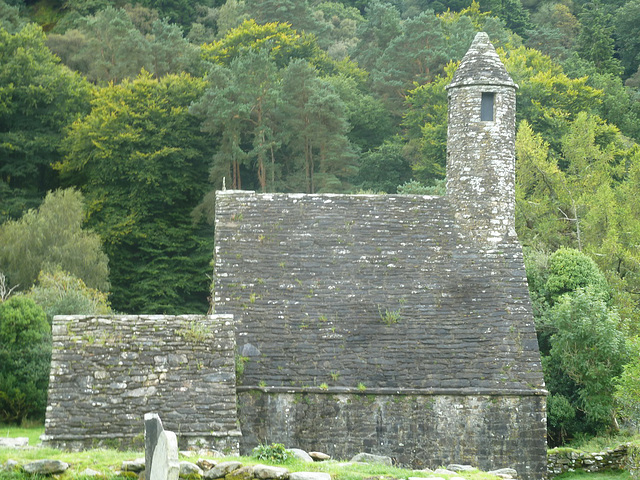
[59, 72, 214, 313]
[371, 11, 448, 114]
[547, 286, 627, 440]
[138, 0, 197, 27]
[614, 337, 640, 423]
[0, 0, 26, 33]
[525, 248, 628, 445]
[0, 296, 51, 423]
[0, 24, 91, 222]
[576, 3, 622, 77]
[478, 0, 531, 37]
[325, 74, 395, 152]
[545, 248, 610, 303]
[241, 0, 325, 39]
[353, 1, 402, 72]
[614, 0, 640, 79]
[46, 7, 203, 85]
[354, 141, 412, 193]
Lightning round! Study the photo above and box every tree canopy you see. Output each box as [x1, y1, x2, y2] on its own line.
[4, 0, 640, 440]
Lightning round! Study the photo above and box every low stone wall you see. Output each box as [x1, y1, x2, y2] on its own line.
[628, 444, 640, 480]
[238, 388, 547, 480]
[547, 444, 630, 476]
[43, 315, 240, 452]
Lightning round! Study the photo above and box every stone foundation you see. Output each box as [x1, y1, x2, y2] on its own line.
[238, 388, 547, 480]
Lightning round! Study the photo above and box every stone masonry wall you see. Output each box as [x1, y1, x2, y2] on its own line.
[43, 315, 240, 452]
[547, 444, 630, 476]
[238, 390, 547, 480]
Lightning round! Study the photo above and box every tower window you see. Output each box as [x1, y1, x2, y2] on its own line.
[481, 92, 495, 121]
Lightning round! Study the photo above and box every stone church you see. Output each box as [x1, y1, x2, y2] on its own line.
[43, 33, 547, 480]
[213, 32, 547, 478]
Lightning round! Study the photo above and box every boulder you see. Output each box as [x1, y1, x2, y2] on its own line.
[289, 473, 332, 480]
[349, 453, 393, 466]
[123, 458, 146, 472]
[22, 459, 70, 475]
[253, 464, 290, 480]
[289, 449, 314, 463]
[203, 461, 243, 479]
[447, 465, 475, 472]
[79, 468, 103, 477]
[0, 437, 28, 448]
[226, 465, 255, 480]
[488, 468, 518, 478]
[309, 452, 330, 462]
[180, 461, 204, 477]
[2, 459, 19, 471]
[434, 469, 456, 475]
[198, 459, 217, 471]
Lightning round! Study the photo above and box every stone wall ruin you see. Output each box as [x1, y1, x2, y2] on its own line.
[43, 314, 240, 452]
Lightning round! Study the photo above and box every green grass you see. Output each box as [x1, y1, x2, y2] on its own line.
[554, 470, 632, 480]
[566, 432, 640, 452]
[0, 425, 637, 480]
[0, 424, 44, 447]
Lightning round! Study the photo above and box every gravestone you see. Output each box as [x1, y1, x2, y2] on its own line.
[145, 413, 179, 480]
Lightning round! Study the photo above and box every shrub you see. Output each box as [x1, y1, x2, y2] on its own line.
[28, 269, 111, 323]
[0, 296, 51, 423]
[396, 178, 446, 195]
[545, 248, 610, 303]
[614, 337, 640, 424]
[252, 443, 291, 463]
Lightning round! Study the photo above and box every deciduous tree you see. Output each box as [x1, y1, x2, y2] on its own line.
[0, 24, 91, 221]
[0, 296, 50, 423]
[0, 189, 109, 292]
[59, 72, 214, 313]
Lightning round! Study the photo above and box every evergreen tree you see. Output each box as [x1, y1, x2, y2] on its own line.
[614, 0, 640, 79]
[190, 50, 282, 191]
[279, 59, 358, 193]
[577, 2, 623, 76]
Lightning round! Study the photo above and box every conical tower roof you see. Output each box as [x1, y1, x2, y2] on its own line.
[447, 32, 517, 89]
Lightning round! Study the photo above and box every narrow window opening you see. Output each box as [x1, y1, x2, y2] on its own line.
[481, 92, 495, 121]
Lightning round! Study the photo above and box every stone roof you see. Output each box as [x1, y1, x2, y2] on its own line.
[447, 32, 517, 90]
[214, 191, 545, 395]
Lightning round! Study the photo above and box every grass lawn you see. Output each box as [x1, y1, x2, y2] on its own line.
[555, 471, 632, 480]
[0, 424, 44, 447]
[0, 425, 637, 480]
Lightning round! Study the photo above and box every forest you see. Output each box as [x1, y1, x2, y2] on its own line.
[1, 0, 640, 445]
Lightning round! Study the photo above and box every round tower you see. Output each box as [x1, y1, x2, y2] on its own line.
[446, 32, 518, 244]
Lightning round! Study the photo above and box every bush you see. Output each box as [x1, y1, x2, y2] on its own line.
[614, 337, 640, 424]
[545, 248, 610, 303]
[397, 178, 446, 195]
[0, 296, 51, 423]
[252, 443, 291, 463]
[545, 286, 628, 443]
[28, 269, 111, 323]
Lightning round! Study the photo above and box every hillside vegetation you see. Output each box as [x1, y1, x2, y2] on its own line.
[1, 0, 640, 445]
